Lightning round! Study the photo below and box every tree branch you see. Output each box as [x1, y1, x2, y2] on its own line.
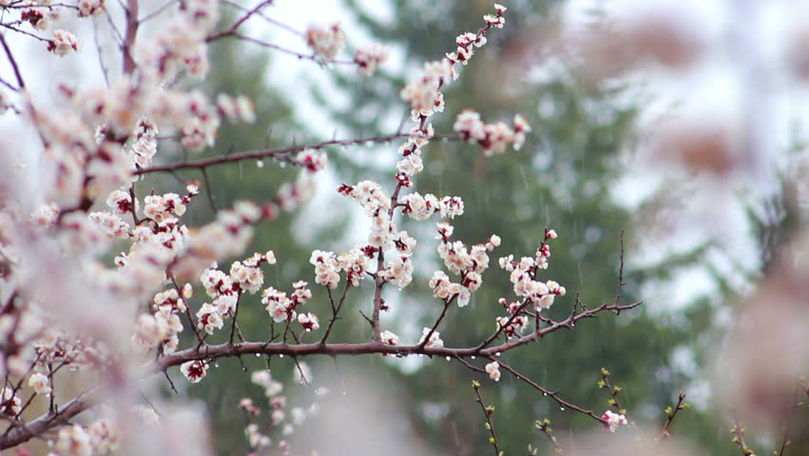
[0, 393, 92, 450]
[135, 133, 460, 175]
[205, 0, 275, 42]
[494, 358, 606, 424]
[122, 0, 139, 75]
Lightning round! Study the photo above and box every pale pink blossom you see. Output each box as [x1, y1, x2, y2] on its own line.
[485, 361, 501, 382]
[601, 410, 628, 432]
[50, 29, 79, 56]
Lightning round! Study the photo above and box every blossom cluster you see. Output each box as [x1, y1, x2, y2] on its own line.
[136, 0, 219, 78]
[305, 23, 345, 61]
[54, 420, 119, 455]
[262, 280, 314, 328]
[498, 229, 565, 311]
[419, 327, 444, 348]
[601, 410, 629, 432]
[295, 149, 328, 174]
[400, 4, 506, 119]
[485, 361, 501, 382]
[354, 44, 390, 77]
[132, 304, 184, 352]
[331, 181, 422, 291]
[310, 248, 369, 289]
[217, 94, 257, 124]
[240, 369, 326, 454]
[194, 251, 277, 334]
[453, 110, 532, 156]
[50, 29, 79, 56]
[401, 192, 465, 221]
[429, 223, 500, 307]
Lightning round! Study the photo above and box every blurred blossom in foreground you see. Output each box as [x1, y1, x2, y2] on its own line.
[291, 370, 432, 456]
[565, 430, 701, 456]
[574, 6, 704, 81]
[714, 234, 809, 429]
[651, 120, 745, 177]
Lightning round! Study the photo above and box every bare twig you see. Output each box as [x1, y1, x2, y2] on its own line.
[319, 282, 350, 345]
[535, 418, 563, 455]
[219, 32, 354, 65]
[775, 383, 801, 456]
[493, 357, 606, 424]
[659, 392, 688, 440]
[221, 0, 303, 37]
[598, 367, 625, 413]
[472, 381, 502, 456]
[205, 0, 275, 42]
[418, 295, 456, 349]
[730, 410, 756, 456]
[139, 0, 179, 23]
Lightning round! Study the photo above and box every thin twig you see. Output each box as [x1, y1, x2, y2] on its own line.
[472, 381, 502, 456]
[221, 0, 303, 37]
[139, 0, 179, 23]
[319, 282, 349, 345]
[0, 33, 26, 89]
[494, 357, 606, 424]
[224, 32, 354, 65]
[535, 418, 564, 455]
[659, 392, 688, 440]
[418, 295, 456, 349]
[730, 410, 756, 456]
[205, 0, 275, 41]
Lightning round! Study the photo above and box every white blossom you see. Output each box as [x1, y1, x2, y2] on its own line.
[601, 410, 628, 432]
[485, 361, 501, 382]
[56, 425, 92, 456]
[50, 30, 79, 56]
[28, 372, 52, 396]
[180, 360, 209, 383]
[305, 23, 345, 61]
[354, 44, 389, 76]
[420, 327, 444, 348]
[381, 330, 399, 345]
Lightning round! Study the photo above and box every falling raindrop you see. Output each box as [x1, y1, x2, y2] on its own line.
[257, 160, 264, 168]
